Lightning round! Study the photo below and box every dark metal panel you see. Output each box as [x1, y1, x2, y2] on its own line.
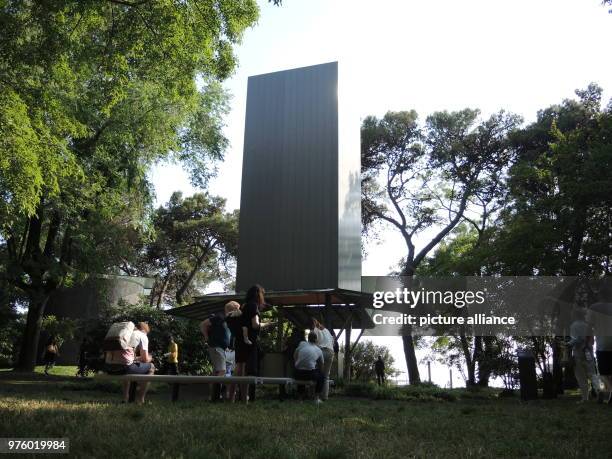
[237, 62, 342, 291]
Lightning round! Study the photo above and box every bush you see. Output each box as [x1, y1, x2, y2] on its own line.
[344, 382, 462, 402]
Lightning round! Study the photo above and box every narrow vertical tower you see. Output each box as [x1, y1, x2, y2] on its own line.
[236, 62, 361, 292]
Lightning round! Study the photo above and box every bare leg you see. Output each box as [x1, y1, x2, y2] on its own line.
[234, 362, 248, 403]
[136, 365, 155, 404]
[228, 363, 240, 403]
[211, 369, 225, 401]
[122, 381, 131, 402]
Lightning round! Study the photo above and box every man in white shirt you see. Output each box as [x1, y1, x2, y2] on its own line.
[568, 309, 599, 402]
[105, 321, 154, 404]
[293, 331, 324, 403]
[312, 318, 335, 400]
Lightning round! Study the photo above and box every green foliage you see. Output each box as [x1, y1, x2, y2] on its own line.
[485, 84, 612, 276]
[0, 279, 24, 367]
[41, 315, 80, 346]
[0, 308, 23, 368]
[349, 340, 398, 381]
[361, 109, 521, 274]
[135, 191, 239, 307]
[0, 0, 258, 370]
[343, 381, 497, 402]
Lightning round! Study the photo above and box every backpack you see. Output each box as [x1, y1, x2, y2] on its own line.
[103, 322, 135, 351]
[208, 314, 230, 349]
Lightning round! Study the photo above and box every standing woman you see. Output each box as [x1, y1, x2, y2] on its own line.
[235, 284, 266, 403]
[312, 318, 335, 400]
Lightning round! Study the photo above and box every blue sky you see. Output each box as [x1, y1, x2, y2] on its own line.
[149, 0, 612, 385]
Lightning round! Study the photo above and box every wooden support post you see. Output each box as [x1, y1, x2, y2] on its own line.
[324, 293, 332, 329]
[277, 309, 284, 352]
[427, 361, 432, 384]
[343, 310, 353, 381]
[350, 327, 364, 354]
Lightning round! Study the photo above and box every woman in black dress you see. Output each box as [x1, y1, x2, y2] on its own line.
[234, 284, 266, 403]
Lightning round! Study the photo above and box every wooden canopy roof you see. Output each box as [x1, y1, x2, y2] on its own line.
[166, 288, 375, 329]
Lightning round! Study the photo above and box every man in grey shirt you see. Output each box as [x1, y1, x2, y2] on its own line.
[294, 331, 325, 403]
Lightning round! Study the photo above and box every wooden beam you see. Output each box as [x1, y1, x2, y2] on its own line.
[343, 310, 353, 381]
[276, 308, 284, 352]
[350, 328, 364, 354]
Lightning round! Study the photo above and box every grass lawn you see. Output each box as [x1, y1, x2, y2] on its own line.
[1, 367, 610, 458]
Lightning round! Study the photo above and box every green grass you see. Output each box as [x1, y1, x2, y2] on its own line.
[1, 368, 610, 458]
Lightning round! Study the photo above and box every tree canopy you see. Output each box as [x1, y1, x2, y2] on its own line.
[0, 0, 258, 370]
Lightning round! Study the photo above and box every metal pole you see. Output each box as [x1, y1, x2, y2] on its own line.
[427, 361, 431, 383]
[449, 368, 453, 389]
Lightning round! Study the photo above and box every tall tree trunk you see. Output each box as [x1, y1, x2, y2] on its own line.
[156, 275, 170, 309]
[175, 246, 213, 305]
[402, 335, 421, 384]
[552, 337, 564, 394]
[476, 336, 492, 387]
[459, 334, 476, 386]
[15, 293, 49, 372]
[400, 268, 421, 384]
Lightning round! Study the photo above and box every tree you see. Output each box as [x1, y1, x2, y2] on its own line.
[349, 340, 398, 382]
[483, 84, 612, 392]
[423, 84, 612, 390]
[0, 0, 258, 371]
[489, 84, 612, 278]
[361, 109, 521, 383]
[132, 192, 239, 308]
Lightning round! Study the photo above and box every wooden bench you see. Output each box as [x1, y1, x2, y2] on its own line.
[96, 374, 331, 401]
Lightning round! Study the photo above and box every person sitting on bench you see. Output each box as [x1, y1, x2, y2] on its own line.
[105, 322, 155, 404]
[293, 331, 325, 404]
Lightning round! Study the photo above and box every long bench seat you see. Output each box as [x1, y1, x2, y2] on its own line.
[96, 373, 331, 401]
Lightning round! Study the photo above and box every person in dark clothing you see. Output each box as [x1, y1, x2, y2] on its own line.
[43, 336, 59, 376]
[235, 284, 268, 403]
[228, 285, 276, 403]
[375, 355, 385, 386]
[225, 301, 243, 402]
[201, 304, 236, 402]
[76, 338, 88, 377]
[293, 331, 325, 403]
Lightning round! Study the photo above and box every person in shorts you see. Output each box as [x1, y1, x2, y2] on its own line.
[201, 302, 234, 401]
[43, 336, 59, 376]
[105, 322, 155, 404]
[224, 301, 242, 401]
